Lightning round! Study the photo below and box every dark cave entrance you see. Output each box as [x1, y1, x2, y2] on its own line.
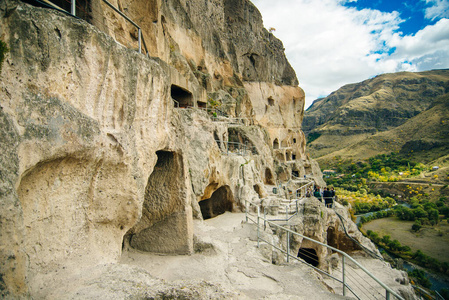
[199, 186, 234, 220]
[171, 84, 193, 108]
[327, 226, 361, 252]
[214, 131, 221, 148]
[253, 184, 264, 198]
[264, 168, 275, 185]
[273, 138, 279, 149]
[297, 248, 319, 267]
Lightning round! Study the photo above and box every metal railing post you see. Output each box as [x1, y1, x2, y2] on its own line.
[285, 205, 288, 221]
[264, 209, 267, 230]
[257, 206, 260, 248]
[138, 28, 142, 53]
[71, 0, 76, 15]
[286, 231, 290, 262]
[342, 255, 346, 296]
[386, 290, 390, 300]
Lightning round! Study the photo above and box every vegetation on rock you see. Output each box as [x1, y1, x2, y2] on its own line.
[0, 40, 9, 73]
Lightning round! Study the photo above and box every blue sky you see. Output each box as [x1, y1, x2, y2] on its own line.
[251, 0, 449, 109]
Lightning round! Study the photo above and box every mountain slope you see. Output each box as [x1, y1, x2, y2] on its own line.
[303, 70, 449, 163]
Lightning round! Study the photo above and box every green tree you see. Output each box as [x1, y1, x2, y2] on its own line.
[408, 269, 431, 288]
[413, 207, 427, 219]
[412, 220, 422, 232]
[381, 235, 391, 245]
[389, 239, 402, 251]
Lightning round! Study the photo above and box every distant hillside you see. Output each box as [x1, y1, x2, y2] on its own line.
[303, 70, 449, 164]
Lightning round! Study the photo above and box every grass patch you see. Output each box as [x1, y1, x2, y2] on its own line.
[363, 217, 449, 263]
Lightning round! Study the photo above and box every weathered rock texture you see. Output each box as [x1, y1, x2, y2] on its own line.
[0, 0, 324, 298]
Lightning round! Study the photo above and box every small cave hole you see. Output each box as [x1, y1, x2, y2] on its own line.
[199, 186, 234, 220]
[268, 96, 275, 106]
[264, 168, 275, 185]
[214, 131, 221, 148]
[297, 248, 319, 267]
[273, 138, 279, 149]
[253, 184, 263, 198]
[281, 140, 288, 148]
[171, 84, 193, 108]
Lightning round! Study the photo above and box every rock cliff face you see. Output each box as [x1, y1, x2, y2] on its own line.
[0, 0, 326, 297]
[303, 70, 449, 161]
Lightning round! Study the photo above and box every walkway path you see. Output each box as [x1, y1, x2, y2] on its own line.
[121, 212, 349, 299]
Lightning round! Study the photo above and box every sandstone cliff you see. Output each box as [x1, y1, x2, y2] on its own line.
[303, 70, 449, 162]
[0, 0, 327, 297]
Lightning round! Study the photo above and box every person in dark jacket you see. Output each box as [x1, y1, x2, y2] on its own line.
[313, 187, 322, 202]
[323, 187, 333, 208]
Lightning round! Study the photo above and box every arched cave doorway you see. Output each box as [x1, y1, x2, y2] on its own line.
[253, 184, 264, 198]
[128, 150, 191, 254]
[327, 226, 361, 252]
[199, 186, 234, 220]
[273, 138, 279, 149]
[281, 139, 288, 148]
[264, 168, 275, 185]
[297, 248, 319, 267]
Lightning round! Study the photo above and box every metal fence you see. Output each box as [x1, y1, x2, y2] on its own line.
[244, 201, 404, 300]
[33, 0, 149, 55]
[215, 141, 257, 156]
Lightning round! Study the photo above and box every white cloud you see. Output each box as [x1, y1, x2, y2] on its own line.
[389, 18, 449, 59]
[252, 0, 449, 109]
[424, 0, 449, 20]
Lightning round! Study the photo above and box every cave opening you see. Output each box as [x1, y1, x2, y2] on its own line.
[199, 186, 234, 220]
[273, 138, 279, 149]
[264, 168, 275, 185]
[286, 150, 292, 161]
[171, 84, 193, 108]
[297, 248, 319, 267]
[327, 226, 361, 252]
[253, 184, 264, 198]
[292, 170, 299, 177]
[281, 139, 288, 148]
[128, 150, 190, 254]
[214, 131, 221, 148]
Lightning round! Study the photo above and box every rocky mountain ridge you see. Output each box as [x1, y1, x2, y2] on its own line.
[303, 70, 449, 162]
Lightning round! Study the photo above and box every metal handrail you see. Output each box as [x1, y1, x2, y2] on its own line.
[102, 0, 149, 55]
[43, 0, 150, 55]
[244, 200, 404, 300]
[216, 140, 257, 156]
